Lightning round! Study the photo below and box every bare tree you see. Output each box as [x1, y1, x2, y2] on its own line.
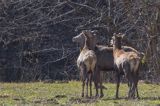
[0, 0, 159, 82]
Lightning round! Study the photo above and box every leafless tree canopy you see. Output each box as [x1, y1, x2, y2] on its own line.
[0, 0, 159, 82]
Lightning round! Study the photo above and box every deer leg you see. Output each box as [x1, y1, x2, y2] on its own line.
[135, 73, 140, 99]
[94, 67, 99, 97]
[136, 85, 139, 99]
[128, 80, 134, 99]
[115, 73, 120, 99]
[86, 74, 89, 98]
[94, 81, 99, 97]
[82, 80, 85, 97]
[129, 74, 136, 99]
[131, 82, 136, 99]
[131, 72, 140, 99]
[127, 80, 131, 98]
[128, 81, 135, 98]
[89, 73, 92, 97]
[127, 75, 132, 99]
[135, 82, 139, 99]
[128, 81, 131, 99]
[100, 71, 104, 98]
[132, 74, 137, 99]
[81, 66, 86, 97]
[129, 76, 133, 99]
[126, 71, 132, 99]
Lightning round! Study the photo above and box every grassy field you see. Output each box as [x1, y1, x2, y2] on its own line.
[0, 81, 160, 106]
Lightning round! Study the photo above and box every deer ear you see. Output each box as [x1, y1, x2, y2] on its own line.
[112, 35, 115, 40]
[113, 33, 116, 36]
[91, 30, 98, 37]
[91, 30, 95, 34]
[110, 39, 113, 45]
[81, 30, 86, 36]
[91, 30, 98, 33]
[121, 34, 125, 38]
[93, 34, 97, 36]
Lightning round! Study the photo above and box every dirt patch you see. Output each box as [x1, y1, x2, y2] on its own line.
[55, 94, 67, 98]
[32, 98, 59, 104]
[69, 97, 98, 104]
[13, 97, 22, 101]
[140, 96, 160, 100]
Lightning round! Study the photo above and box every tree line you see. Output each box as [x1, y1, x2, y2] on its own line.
[0, 0, 159, 82]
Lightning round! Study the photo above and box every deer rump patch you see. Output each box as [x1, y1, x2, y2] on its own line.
[82, 50, 97, 73]
[115, 52, 140, 72]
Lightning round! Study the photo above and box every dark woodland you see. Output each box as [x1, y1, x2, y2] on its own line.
[0, 0, 159, 82]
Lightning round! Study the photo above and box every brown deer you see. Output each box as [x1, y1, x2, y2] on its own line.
[111, 33, 141, 99]
[72, 30, 144, 98]
[73, 30, 97, 97]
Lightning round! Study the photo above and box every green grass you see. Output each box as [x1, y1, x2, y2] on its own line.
[0, 81, 160, 106]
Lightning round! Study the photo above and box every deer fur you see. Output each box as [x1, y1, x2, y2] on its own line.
[72, 30, 144, 98]
[74, 30, 97, 97]
[112, 33, 141, 99]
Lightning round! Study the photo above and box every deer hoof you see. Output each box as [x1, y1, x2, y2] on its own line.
[100, 94, 104, 98]
[85, 95, 89, 98]
[95, 94, 99, 98]
[115, 95, 119, 99]
[137, 96, 140, 99]
[90, 94, 92, 97]
[81, 93, 84, 97]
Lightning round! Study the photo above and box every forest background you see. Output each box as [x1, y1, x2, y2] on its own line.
[0, 0, 159, 82]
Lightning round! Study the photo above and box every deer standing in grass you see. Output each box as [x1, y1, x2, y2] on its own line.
[72, 30, 144, 98]
[73, 30, 97, 97]
[111, 33, 141, 99]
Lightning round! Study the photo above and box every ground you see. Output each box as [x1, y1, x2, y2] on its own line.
[0, 81, 160, 106]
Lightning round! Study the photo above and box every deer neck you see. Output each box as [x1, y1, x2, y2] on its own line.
[83, 36, 95, 50]
[113, 40, 122, 58]
[83, 40, 90, 50]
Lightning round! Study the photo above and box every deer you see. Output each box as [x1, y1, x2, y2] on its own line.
[73, 30, 97, 97]
[111, 33, 141, 99]
[72, 30, 144, 98]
